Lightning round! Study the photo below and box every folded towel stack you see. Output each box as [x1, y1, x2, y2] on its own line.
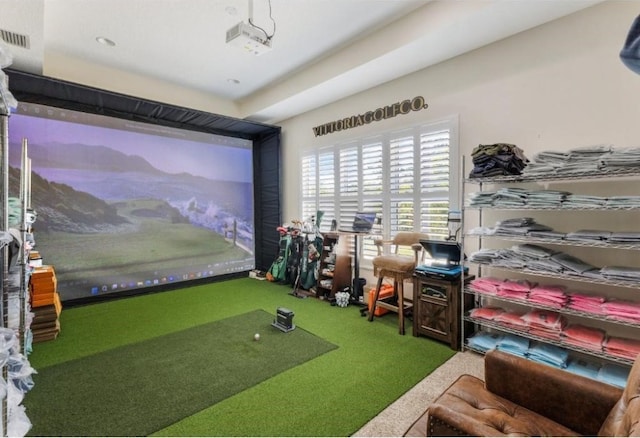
[562, 324, 606, 352]
[469, 143, 529, 178]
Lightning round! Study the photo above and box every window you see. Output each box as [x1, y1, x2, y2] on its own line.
[301, 116, 458, 265]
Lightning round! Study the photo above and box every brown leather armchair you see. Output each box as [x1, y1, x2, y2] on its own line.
[404, 349, 640, 436]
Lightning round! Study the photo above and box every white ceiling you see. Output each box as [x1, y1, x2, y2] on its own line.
[0, 0, 603, 124]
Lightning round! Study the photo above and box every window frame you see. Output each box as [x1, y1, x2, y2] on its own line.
[300, 114, 459, 267]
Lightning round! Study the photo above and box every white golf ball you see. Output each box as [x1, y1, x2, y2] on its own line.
[254, 333, 260, 341]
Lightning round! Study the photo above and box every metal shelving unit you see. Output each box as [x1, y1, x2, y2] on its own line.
[0, 63, 34, 437]
[460, 154, 640, 380]
[1, 63, 11, 438]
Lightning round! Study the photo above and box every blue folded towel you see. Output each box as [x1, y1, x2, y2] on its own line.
[598, 363, 630, 388]
[527, 342, 569, 368]
[565, 358, 601, 380]
[497, 334, 530, 357]
[467, 332, 503, 352]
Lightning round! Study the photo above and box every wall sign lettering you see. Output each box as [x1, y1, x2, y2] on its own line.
[312, 96, 428, 137]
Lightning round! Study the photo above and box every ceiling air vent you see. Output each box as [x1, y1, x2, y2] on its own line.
[0, 29, 30, 49]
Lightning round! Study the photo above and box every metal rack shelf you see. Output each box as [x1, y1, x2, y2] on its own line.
[466, 168, 640, 184]
[465, 204, 640, 211]
[464, 287, 640, 329]
[465, 233, 640, 251]
[464, 316, 634, 366]
[468, 261, 640, 289]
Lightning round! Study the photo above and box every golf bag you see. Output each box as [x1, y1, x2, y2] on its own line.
[285, 231, 304, 286]
[299, 235, 322, 290]
[266, 227, 291, 282]
[296, 211, 324, 290]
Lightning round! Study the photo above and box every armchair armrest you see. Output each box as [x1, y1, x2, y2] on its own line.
[484, 350, 622, 436]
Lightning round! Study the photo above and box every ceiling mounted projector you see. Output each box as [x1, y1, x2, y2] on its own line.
[226, 21, 272, 56]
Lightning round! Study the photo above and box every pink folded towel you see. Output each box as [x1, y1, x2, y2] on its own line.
[530, 284, 567, 295]
[500, 279, 535, 292]
[528, 297, 564, 308]
[569, 292, 606, 304]
[568, 302, 607, 315]
[494, 311, 528, 329]
[469, 307, 505, 320]
[602, 300, 640, 312]
[497, 289, 529, 300]
[469, 277, 504, 294]
[562, 324, 606, 347]
[522, 309, 567, 331]
[529, 328, 563, 340]
[604, 336, 640, 360]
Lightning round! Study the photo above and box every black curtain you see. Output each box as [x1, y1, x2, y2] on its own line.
[253, 129, 281, 271]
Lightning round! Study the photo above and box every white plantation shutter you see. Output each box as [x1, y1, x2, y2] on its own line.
[420, 130, 450, 194]
[389, 136, 415, 194]
[301, 154, 316, 197]
[420, 198, 450, 239]
[339, 147, 359, 196]
[360, 141, 384, 258]
[301, 155, 317, 224]
[390, 199, 415, 233]
[317, 151, 335, 230]
[418, 129, 451, 239]
[388, 133, 417, 248]
[299, 116, 458, 266]
[361, 199, 383, 260]
[338, 145, 359, 231]
[318, 199, 336, 231]
[362, 141, 383, 195]
[338, 199, 360, 231]
[318, 151, 335, 196]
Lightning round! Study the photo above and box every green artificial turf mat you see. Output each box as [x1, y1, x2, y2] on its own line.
[24, 309, 337, 437]
[24, 278, 456, 436]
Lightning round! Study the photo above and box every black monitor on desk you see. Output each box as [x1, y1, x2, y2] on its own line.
[419, 239, 462, 268]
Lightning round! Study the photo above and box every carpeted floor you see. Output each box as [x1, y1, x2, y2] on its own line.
[353, 350, 485, 437]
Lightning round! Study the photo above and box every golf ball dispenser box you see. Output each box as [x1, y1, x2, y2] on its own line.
[271, 307, 295, 332]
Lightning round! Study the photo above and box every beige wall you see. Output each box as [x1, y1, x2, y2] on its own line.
[44, 51, 240, 117]
[278, 1, 640, 225]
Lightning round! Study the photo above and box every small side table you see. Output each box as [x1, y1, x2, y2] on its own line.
[412, 273, 472, 350]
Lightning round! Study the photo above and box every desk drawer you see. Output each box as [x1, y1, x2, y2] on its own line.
[420, 284, 449, 300]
